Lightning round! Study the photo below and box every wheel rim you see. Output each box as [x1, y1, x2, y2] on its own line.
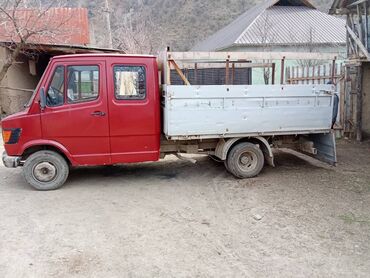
[238, 151, 258, 172]
[32, 162, 57, 182]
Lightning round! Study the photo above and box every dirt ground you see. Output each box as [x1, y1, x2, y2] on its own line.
[0, 140, 369, 277]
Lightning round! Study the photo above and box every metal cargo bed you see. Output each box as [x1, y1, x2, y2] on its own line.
[163, 84, 335, 140]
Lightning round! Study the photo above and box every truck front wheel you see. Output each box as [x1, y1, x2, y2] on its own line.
[23, 150, 69, 191]
[226, 142, 264, 178]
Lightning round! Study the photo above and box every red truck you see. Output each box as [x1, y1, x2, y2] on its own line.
[1, 52, 338, 190]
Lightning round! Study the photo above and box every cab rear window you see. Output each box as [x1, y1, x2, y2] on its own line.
[113, 65, 146, 100]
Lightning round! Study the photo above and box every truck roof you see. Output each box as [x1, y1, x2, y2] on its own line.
[51, 53, 156, 60]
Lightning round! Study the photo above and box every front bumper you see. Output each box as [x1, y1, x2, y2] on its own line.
[2, 151, 20, 168]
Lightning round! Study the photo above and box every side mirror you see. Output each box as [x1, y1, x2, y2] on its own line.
[39, 87, 46, 111]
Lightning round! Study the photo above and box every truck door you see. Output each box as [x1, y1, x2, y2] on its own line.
[41, 61, 110, 165]
[107, 57, 160, 164]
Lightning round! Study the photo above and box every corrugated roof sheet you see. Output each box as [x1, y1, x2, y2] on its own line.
[191, 0, 276, 52]
[237, 6, 346, 45]
[192, 0, 345, 51]
[0, 8, 89, 46]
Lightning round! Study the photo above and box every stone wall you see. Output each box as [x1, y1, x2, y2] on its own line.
[0, 47, 38, 115]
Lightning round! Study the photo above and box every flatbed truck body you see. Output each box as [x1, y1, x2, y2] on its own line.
[1, 52, 337, 190]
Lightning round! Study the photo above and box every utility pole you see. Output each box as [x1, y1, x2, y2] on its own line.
[104, 0, 113, 48]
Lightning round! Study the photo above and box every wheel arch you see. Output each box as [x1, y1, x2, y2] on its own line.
[20, 140, 75, 166]
[215, 136, 275, 167]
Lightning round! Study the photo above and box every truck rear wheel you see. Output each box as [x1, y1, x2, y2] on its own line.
[23, 150, 69, 191]
[226, 142, 264, 178]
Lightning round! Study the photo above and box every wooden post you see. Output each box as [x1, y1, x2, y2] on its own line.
[364, 1, 369, 49]
[350, 67, 355, 136]
[357, 4, 364, 46]
[271, 63, 275, 85]
[312, 66, 315, 84]
[356, 65, 363, 141]
[104, 0, 113, 48]
[296, 66, 299, 84]
[347, 25, 370, 59]
[339, 64, 345, 131]
[232, 62, 235, 84]
[167, 61, 171, 85]
[348, 14, 358, 55]
[225, 59, 230, 85]
[286, 67, 290, 84]
[343, 64, 348, 133]
[186, 68, 189, 85]
[170, 60, 190, 85]
[346, 16, 351, 57]
[331, 57, 337, 83]
[306, 66, 310, 84]
[194, 63, 198, 85]
[280, 57, 285, 85]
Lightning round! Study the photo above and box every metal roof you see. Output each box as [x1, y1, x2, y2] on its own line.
[0, 8, 89, 46]
[192, 0, 346, 51]
[238, 6, 346, 45]
[0, 42, 123, 54]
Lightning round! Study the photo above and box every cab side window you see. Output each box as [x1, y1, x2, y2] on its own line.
[47, 66, 64, 107]
[67, 66, 99, 103]
[114, 65, 146, 100]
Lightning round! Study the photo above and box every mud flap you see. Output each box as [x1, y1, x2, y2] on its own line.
[309, 133, 337, 166]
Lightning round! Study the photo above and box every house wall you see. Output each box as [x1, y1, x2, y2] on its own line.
[362, 62, 370, 138]
[221, 44, 347, 85]
[0, 46, 39, 115]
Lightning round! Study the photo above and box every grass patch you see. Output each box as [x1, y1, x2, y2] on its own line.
[339, 212, 370, 225]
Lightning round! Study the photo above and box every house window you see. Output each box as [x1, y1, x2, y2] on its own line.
[67, 66, 99, 103]
[46, 66, 64, 107]
[113, 65, 146, 100]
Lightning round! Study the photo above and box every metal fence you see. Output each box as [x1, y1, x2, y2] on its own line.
[170, 67, 252, 85]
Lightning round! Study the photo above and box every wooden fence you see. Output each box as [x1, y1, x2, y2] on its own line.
[286, 63, 344, 85]
[286, 63, 350, 134]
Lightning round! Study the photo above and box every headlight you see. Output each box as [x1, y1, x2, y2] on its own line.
[2, 128, 22, 144]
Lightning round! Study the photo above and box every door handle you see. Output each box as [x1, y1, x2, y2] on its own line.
[91, 111, 106, 117]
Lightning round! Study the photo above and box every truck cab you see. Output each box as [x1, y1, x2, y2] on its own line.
[2, 54, 161, 189]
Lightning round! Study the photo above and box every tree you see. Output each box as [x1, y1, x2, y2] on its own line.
[0, 0, 72, 84]
[295, 27, 323, 67]
[255, 13, 276, 85]
[111, 7, 155, 54]
[113, 19, 155, 54]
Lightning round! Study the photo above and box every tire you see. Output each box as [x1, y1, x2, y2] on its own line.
[23, 150, 69, 191]
[225, 142, 264, 179]
[224, 160, 231, 173]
